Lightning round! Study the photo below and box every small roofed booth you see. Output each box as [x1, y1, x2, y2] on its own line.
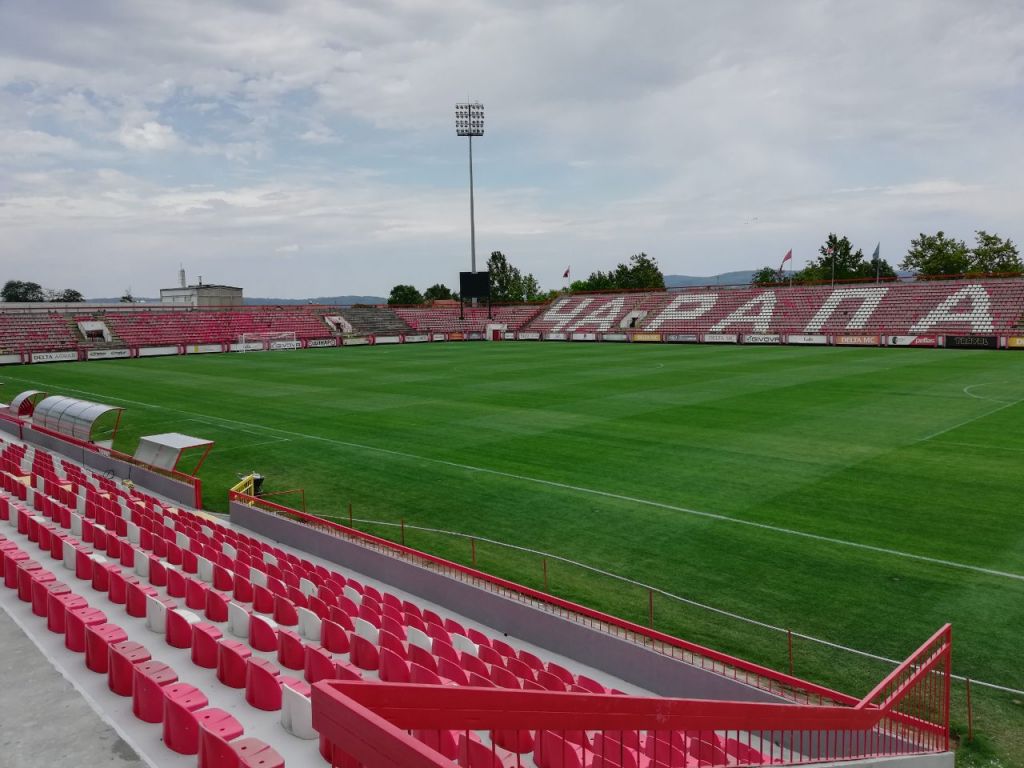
[10, 390, 48, 418]
[134, 433, 213, 476]
[32, 395, 124, 449]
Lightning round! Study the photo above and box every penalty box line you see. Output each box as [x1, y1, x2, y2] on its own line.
[7, 375, 1024, 584]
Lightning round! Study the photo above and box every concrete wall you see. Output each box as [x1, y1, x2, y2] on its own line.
[230, 502, 784, 704]
[816, 755, 953, 768]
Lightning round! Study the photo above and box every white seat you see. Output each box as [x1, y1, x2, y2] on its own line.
[281, 683, 317, 739]
[197, 555, 214, 583]
[298, 577, 316, 597]
[70, 513, 83, 536]
[228, 602, 251, 638]
[146, 594, 168, 633]
[296, 607, 321, 641]
[175, 531, 190, 549]
[249, 568, 268, 587]
[354, 617, 379, 645]
[343, 584, 361, 603]
[61, 539, 77, 571]
[134, 550, 150, 578]
[75, 494, 86, 514]
[126, 522, 141, 545]
[451, 633, 479, 656]
[407, 626, 432, 652]
[263, 552, 278, 567]
[222, 542, 237, 559]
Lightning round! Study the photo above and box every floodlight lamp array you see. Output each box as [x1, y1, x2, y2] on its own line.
[455, 102, 484, 136]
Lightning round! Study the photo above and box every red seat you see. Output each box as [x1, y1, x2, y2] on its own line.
[408, 644, 438, 674]
[245, 657, 283, 711]
[321, 618, 349, 654]
[205, 589, 229, 622]
[273, 594, 299, 626]
[379, 647, 411, 683]
[163, 683, 209, 755]
[186, 577, 208, 610]
[277, 629, 306, 671]
[166, 567, 187, 598]
[304, 645, 337, 684]
[166, 608, 202, 649]
[197, 708, 245, 768]
[216, 639, 253, 688]
[132, 661, 178, 723]
[349, 633, 379, 671]
[125, 581, 158, 618]
[248, 614, 278, 652]
[47, 592, 86, 634]
[85, 622, 128, 673]
[108, 640, 150, 696]
[65, 606, 106, 652]
[191, 622, 224, 669]
[32, 578, 68, 618]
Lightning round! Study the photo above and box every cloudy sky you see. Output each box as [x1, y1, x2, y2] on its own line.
[2, 1, 1022, 298]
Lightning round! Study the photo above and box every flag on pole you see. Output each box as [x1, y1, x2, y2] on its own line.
[563, 266, 570, 279]
[873, 242, 881, 282]
[872, 243, 880, 261]
[779, 249, 793, 272]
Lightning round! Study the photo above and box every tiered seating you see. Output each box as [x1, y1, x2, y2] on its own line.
[0, 312, 78, 354]
[104, 308, 334, 346]
[394, 305, 540, 334]
[522, 279, 1024, 336]
[335, 307, 413, 336]
[5, 434, 769, 768]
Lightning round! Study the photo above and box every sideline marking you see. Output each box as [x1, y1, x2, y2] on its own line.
[6, 374, 1024, 583]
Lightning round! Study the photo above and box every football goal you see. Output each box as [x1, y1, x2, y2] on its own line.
[237, 331, 300, 351]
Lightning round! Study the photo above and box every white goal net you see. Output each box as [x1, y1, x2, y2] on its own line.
[237, 331, 300, 351]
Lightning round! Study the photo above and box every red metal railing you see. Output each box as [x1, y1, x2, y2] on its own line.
[313, 626, 950, 768]
[231, 491, 864, 708]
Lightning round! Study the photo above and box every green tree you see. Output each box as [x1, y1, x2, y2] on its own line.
[970, 231, 1022, 274]
[422, 283, 454, 302]
[571, 253, 665, 291]
[486, 251, 543, 302]
[52, 289, 85, 302]
[900, 231, 970, 277]
[751, 266, 782, 285]
[1, 280, 46, 302]
[387, 284, 424, 305]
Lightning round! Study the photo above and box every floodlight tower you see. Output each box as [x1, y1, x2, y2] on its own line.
[455, 102, 484, 274]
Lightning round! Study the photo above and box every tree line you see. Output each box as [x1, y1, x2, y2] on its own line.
[752, 230, 1021, 285]
[2, 280, 85, 303]
[387, 251, 666, 305]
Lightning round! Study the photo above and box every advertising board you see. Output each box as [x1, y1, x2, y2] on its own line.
[467, 332, 486, 340]
[571, 332, 597, 341]
[787, 334, 828, 345]
[517, 332, 540, 340]
[545, 332, 568, 341]
[374, 336, 401, 345]
[30, 351, 78, 363]
[342, 336, 370, 346]
[0, 354, 21, 366]
[138, 346, 179, 357]
[431, 333, 448, 342]
[664, 334, 699, 343]
[945, 335, 997, 349]
[631, 333, 662, 343]
[703, 333, 738, 343]
[743, 334, 781, 344]
[86, 349, 131, 360]
[887, 335, 939, 347]
[187, 344, 222, 354]
[448, 332, 465, 341]
[601, 333, 629, 342]
[269, 340, 302, 350]
[1007, 336, 1024, 349]
[835, 335, 880, 346]
[306, 338, 339, 348]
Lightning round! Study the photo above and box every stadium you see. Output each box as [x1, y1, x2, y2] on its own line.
[3, 273, 1024, 768]
[3, 3, 1024, 768]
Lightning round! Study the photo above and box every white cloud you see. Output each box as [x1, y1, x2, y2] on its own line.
[0, 0, 1022, 294]
[118, 120, 179, 151]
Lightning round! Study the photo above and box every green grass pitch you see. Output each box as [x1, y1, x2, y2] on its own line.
[5, 343, 1024, 764]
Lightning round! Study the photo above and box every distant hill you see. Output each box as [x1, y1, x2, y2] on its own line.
[243, 296, 385, 306]
[87, 295, 386, 306]
[663, 271, 758, 287]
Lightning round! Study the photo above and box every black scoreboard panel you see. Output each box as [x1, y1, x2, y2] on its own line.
[460, 271, 490, 299]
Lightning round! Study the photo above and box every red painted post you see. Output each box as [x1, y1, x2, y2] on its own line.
[648, 589, 654, 628]
[471, 539, 476, 566]
[542, 558, 548, 591]
[788, 629, 794, 676]
[348, 502, 353, 527]
[400, 519, 405, 546]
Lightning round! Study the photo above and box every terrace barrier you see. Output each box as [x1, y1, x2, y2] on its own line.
[313, 626, 951, 766]
[230, 491, 872, 708]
